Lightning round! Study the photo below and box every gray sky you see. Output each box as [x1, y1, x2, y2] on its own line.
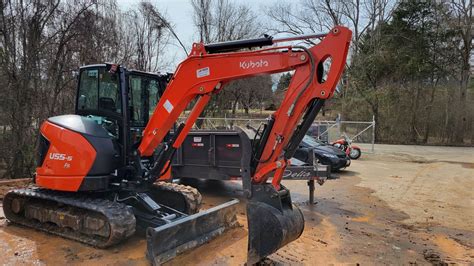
[116, 0, 278, 71]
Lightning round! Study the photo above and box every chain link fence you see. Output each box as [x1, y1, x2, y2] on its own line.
[308, 115, 375, 152]
[178, 114, 376, 152]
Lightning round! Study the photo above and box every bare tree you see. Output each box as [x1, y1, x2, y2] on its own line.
[140, 1, 188, 56]
[218, 76, 273, 116]
[191, 0, 261, 43]
[191, 0, 212, 42]
[0, 0, 180, 179]
[0, 0, 98, 178]
[238, 76, 273, 115]
[190, 0, 263, 121]
[122, 2, 170, 72]
[265, 0, 395, 52]
[441, 0, 472, 143]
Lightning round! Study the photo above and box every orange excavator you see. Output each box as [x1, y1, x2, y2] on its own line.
[3, 26, 351, 264]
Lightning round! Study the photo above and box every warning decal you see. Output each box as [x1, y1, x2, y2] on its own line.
[196, 67, 210, 78]
[163, 99, 174, 113]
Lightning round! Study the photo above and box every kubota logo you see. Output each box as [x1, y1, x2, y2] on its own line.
[239, 59, 269, 69]
[49, 153, 73, 161]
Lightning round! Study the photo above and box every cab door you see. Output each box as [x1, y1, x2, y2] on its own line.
[128, 72, 168, 146]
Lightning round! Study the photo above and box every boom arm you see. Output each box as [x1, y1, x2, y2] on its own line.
[138, 26, 351, 187]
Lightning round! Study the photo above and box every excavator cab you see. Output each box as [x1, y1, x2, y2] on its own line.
[34, 64, 173, 191]
[75, 64, 170, 166]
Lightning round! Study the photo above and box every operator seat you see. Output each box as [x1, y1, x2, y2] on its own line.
[99, 97, 116, 112]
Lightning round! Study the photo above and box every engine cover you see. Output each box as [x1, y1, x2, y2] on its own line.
[36, 115, 120, 192]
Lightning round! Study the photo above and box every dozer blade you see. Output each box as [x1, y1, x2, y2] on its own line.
[146, 199, 239, 265]
[247, 184, 304, 264]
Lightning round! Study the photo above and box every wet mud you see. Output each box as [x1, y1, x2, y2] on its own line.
[1, 145, 473, 265]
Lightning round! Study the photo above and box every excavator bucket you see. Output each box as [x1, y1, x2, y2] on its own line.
[246, 184, 305, 264]
[146, 199, 239, 265]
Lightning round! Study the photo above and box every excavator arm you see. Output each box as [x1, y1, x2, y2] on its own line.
[141, 26, 351, 264]
[138, 44, 309, 156]
[139, 26, 351, 187]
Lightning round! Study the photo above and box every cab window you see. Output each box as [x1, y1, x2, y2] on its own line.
[78, 68, 121, 114]
[129, 75, 161, 127]
[148, 80, 160, 116]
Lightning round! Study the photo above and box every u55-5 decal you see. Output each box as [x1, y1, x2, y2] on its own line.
[49, 153, 73, 161]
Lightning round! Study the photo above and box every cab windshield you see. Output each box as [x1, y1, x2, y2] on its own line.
[77, 67, 122, 114]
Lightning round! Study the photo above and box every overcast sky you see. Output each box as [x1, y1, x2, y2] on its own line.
[116, 0, 278, 71]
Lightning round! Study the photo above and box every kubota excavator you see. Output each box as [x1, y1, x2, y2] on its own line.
[3, 26, 351, 264]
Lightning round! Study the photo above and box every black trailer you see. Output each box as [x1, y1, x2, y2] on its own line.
[171, 128, 329, 203]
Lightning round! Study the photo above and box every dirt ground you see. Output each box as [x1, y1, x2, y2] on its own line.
[0, 144, 473, 265]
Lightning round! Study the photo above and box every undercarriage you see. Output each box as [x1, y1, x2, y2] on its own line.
[2, 181, 231, 258]
[3, 188, 136, 247]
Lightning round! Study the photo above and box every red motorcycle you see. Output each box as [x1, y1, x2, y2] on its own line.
[331, 134, 362, 159]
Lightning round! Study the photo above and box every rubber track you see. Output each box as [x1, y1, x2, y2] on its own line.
[3, 188, 136, 248]
[153, 182, 202, 214]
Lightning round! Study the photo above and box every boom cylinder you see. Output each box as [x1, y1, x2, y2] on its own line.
[204, 32, 328, 54]
[204, 35, 274, 53]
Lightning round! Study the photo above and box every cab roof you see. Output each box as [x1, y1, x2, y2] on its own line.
[80, 64, 166, 78]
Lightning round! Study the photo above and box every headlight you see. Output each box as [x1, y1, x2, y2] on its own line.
[322, 153, 338, 158]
